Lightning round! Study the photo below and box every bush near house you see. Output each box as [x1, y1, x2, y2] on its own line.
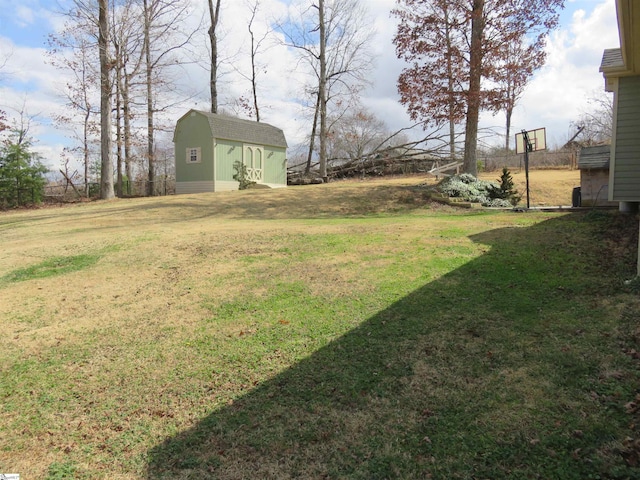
[233, 160, 256, 190]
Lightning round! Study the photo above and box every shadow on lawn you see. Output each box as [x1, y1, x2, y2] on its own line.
[147, 213, 638, 479]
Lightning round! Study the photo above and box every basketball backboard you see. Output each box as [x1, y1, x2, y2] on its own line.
[515, 128, 546, 154]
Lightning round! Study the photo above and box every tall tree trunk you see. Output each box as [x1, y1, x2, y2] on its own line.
[98, 0, 114, 199]
[505, 105, 513, 152]
[208, 0, 221, 114]
[123, 70, 133, 196]
[81, 53, 91, 197]
[463, 0, 484, 177]
[115, 40, 123, 197]
[143, 0, 155, 196]
[444, 4, 456, 160]
[83, 107, 90, 197]
[318, 0, 328, 181]
[249, 16, 260, 122]
[305, 91, 321, 175]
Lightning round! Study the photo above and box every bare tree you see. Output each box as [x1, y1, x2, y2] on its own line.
[245, 0, 269, 121]
[48, 30, 99, 196]
[279, 0, 374, 180]
[208, 0, 222, 113]
[141, 0, 196, 196]
[570, 91, 614, 145]
[48, 0, 114, 198]
[230, 1, 272, 121]
[326, 106, 392, 163]
[98, 0, 114, 199]
[111, 0, 146, 196]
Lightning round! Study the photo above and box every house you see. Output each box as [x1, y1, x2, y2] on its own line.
[173, 110, 288, 194]
[599, 1, 640, 211]
[577, 145, 617, 207]
[599, 0, 640, 275]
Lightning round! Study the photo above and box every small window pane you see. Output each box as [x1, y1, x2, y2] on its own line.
[187, 147, 200, 163]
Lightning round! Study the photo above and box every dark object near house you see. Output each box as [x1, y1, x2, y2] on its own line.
[577, 145, 616, 207]
[572, 187, 581, 207]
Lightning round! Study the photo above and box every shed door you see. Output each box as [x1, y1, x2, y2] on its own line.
[244, 145, 264, 183]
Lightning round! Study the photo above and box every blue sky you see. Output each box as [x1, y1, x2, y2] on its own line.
[0, 0, 621, 168]
[0, 0, 58, 48]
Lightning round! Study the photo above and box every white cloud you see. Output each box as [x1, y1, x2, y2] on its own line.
[15, 6, 35, 27]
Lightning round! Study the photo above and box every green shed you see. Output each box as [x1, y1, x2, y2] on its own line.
[173, 109, 288, 194]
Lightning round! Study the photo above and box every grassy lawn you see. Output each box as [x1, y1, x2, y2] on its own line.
[1, 174, 640, 479]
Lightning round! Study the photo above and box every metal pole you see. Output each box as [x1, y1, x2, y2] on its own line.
[524, 148, 530, 209]
[522, 130, 532, 209]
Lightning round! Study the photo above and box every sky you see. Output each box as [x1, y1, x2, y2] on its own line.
[0, 0, 621, 170]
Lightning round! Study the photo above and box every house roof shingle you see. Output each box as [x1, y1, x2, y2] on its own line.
[600, 48, 625, 73]
[195, 110, 288, 148]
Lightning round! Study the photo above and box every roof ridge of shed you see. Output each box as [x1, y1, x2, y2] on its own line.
[188, 109, 288, 148]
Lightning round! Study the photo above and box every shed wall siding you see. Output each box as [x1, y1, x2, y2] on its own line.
[174, 113, 214, 184]
[612, 75, 640, 201]
[263, 147, 287, 186]
[215, 140, 243, 182]
[176, 181, 215, 194]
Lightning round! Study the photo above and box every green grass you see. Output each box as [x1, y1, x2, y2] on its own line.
[1, 254, 101, 284]
[0, 186, 639, 479]
[1, 244, 121, 286]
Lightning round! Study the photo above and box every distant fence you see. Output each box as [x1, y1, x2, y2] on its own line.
[118, 177, 176, 197]
[480, 150, 574, 172]
[43, 177, 176, 201]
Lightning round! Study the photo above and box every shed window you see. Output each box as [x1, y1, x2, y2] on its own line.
[186, 147, 201, 164]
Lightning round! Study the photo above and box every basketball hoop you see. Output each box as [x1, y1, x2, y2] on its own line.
[514, 128, 547, 209]
[515, 128, 546, 154]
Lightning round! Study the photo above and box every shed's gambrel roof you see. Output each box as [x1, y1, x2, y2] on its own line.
[578, 145, 610, 170]
[190, 110, 287, 148]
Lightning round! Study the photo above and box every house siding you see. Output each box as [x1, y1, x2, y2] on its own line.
[611, 75, 640, 201]
[174, 113, 214, 183]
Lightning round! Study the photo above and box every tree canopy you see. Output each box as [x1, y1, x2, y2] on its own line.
[393, 0, 564, 175]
